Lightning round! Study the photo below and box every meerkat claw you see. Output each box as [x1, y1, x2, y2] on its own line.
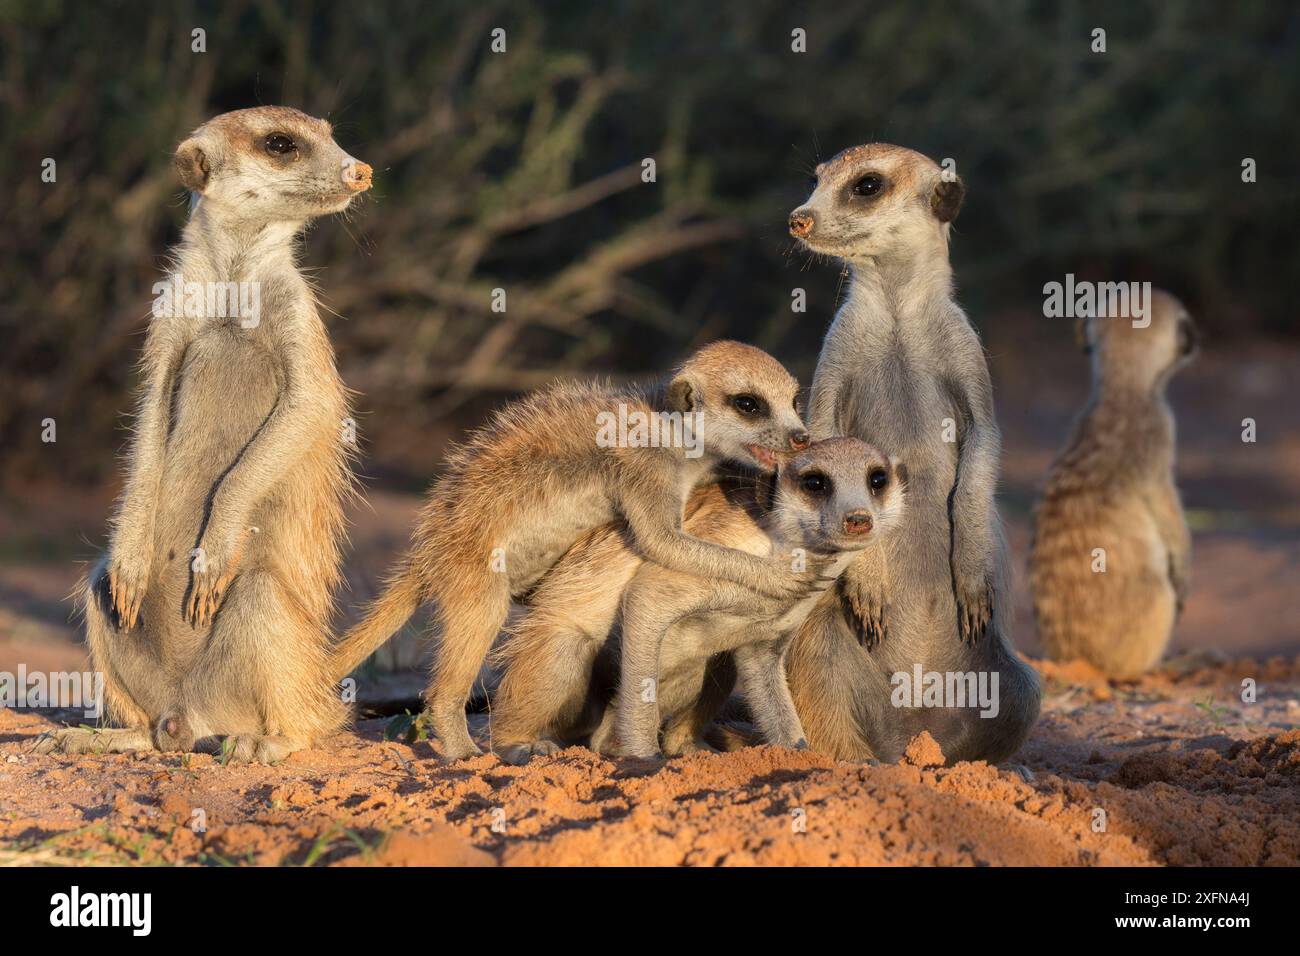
[108, 567, 146, 630]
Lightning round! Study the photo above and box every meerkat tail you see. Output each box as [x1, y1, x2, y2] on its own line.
[331, 560, 425, 683]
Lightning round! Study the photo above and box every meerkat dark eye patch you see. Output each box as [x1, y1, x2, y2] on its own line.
[730, 394, 767, 417]
[264, 133, 297, 155]
[800, 472, 829, 495]
[852, 173, 885, 198]
[869, 468, 889, 493]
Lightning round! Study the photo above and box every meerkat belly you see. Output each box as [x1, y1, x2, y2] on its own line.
[848, 366, 958, 555]
[504, 489, 618, 594]
[834, 362, 964, 639]
[659, 613, 751, 676]
[152, 330, 283, 568]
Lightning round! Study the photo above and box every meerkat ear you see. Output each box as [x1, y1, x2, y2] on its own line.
[667, 375, 698, 413]
[930, 176, 964, 223]
[173, 138, 211, 194]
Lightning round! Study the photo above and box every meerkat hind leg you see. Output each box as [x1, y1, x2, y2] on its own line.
[491, 619, 609, 764]
[30, 727, 155, 756]
[428, 586, 512, 760]
[660, 654, 734, 756]
[83, 560, 163, 731]
[198, 734, 305, 765]
[185, 570, 343, 760]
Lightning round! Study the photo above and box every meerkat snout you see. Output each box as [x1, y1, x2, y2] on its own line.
[789, 209, 814, 238]
[789, 429, 811, 451]
[342, 158, 373, 192]
[843, 510, 873, 535]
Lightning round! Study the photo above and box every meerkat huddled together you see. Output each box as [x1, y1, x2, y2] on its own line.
[328, 339, 827, 759]
[490, 437, 905, 763]
[36, 107, 371, 763]
[1029, 291, 1198, 677]
[40, 106, 1193, 768]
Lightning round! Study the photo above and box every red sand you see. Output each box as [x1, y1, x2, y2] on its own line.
[2, 656, 1296, 866]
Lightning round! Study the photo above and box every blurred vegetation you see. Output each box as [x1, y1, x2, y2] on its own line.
[2, 0, 1297, 485]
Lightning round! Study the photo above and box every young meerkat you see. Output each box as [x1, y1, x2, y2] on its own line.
[489, 438, 905, 763]
[1030, 290, 1198, 677]
[785, 143, 1040, 764]
[330, 341, 823, 760]
[33, 107, 371, 764]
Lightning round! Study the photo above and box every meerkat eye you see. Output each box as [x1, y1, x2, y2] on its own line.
[730, 394, 766, 417]
[801, 472, 829, 494]
[852, 173, 884, 197]
[869, 469, 889, 493]
[264, 133, 297, 155]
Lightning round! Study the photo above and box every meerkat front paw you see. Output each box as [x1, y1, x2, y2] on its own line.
[107, 554, 151, 630]
[185, 562, 237, 627]
[842, 575, 888, 649]
[953, 573, 994, 645]
[760, 562, 839, 602]
[185, 526, 253, 626]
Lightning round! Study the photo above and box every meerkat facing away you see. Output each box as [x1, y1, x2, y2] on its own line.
[33, 107, 372, 764]
[784, 144, 1040, 764]
[1030, 290, 1198, 677]
[329, 341, 824, 760]
[489, 438, 905, 763]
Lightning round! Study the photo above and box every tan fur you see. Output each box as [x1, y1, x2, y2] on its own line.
[331, 341, 816, 759]
[1029, 289, 1197, 677]
[490, 438, 906, 762]
[34, 107, 370, 764]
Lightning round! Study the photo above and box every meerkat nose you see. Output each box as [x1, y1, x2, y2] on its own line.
[789, 209, 815, 238]
[843, 511, 873, 535]
[342, 159, 373, 192]
[789, 429, 810, 451]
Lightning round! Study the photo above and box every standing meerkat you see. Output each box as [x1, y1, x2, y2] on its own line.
[1030, 290, 1198, 677]
[329, 341, 822, 760]
[784, 143, 1040, 764]
[34, 107, 371, 764]
[489, 438, 906, 763]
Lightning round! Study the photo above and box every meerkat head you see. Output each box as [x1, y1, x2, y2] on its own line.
[1081, 288, 1199, 390]
[173, 106, 372, 222]
[770, 437, 907, 553]
[788, 143, 962, 261]
[667, 340, 809, 472]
